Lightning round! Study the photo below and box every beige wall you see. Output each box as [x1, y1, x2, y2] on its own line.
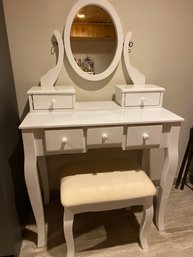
[3, 0, 193, 185]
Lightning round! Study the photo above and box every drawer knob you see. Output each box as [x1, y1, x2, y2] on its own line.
[143, 133, 150, 140]
[141, 97, 146, 105]
[62, 137, 68, 144]
[102, 133, 108, 140]
[50, 99, 56, 107]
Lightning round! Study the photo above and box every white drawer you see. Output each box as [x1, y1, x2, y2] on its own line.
[44, 129, 84, 153]
[115, 84, 165, 107]
[125, 92, 161, 107]
[87, 126, 123, 148]
[126, 125, 162, 148]
[32, 94, 74, 110]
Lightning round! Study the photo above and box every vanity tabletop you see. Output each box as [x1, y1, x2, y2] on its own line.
[19, 101, 184, 129]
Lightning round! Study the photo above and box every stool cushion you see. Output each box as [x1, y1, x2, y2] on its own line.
[60, 160, 156, 207]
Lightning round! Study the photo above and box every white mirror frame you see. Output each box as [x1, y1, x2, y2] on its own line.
[64, 0, 123, 81]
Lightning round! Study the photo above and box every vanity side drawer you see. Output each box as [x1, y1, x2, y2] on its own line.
[87, 126, 123, 148]
[125, 92, 161, 107]
[44, 129, 84, 153]
[126, 125, 162, 148]
[33, 94, 74, 110]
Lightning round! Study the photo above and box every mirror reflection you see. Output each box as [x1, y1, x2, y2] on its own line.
[70, 5, 117, 75]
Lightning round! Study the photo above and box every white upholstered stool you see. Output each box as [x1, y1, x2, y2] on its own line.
[60, 159, 156, 257]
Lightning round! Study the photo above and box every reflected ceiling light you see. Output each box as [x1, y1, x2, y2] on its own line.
[77, 13, 85, 19]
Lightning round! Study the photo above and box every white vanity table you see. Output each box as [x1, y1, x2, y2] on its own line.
[19, 0, 184, 248]
[20, 102, 183, 247]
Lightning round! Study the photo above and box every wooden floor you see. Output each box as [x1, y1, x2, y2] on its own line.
[19, 185, 193, 257]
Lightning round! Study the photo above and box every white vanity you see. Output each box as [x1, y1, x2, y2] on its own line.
[19, 0, 184, 248]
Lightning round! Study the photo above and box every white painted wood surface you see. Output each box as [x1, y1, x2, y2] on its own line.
[44, 128, 85, 153]
[115, 84, 165, 108]
[126, 125, 162, 148]
[87, 126, 123, 149]
[27, 86, 76, 111]
[123, 31, 145, 84]
[19, 103, 183, 129]
[22, 131, 46, 247]
[19, 103, 183, 247]
[155, 124, 181, 231]
[40, 30, 64, 88]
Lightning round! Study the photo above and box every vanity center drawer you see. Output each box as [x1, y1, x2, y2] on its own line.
[87, 126, 123, 148]
[126, 125, 162, 148]
[44, 129, 84, 153]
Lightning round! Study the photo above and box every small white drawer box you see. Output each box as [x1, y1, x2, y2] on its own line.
[28, 86, 76, 111]
[115, 84, 165, 108]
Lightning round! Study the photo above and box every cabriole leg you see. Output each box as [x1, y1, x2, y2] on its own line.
[139, 197, 154, 250]
[155, 125, 180, 231]
[22, 131, 46, 247]
[63, 208, 75, 257]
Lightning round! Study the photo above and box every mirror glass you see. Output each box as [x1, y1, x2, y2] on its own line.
[70, 5, 116, 75]
[64, 0, 123, 81]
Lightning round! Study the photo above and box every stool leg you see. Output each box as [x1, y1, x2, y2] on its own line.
[63, 208, 75, 257]
[139, 197, 153, 250]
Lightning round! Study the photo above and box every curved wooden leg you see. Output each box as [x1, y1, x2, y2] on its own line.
[139, 197, 153, 250]
[64, 208, 74, 257]
[155, 125, 180, 232]
[38, 156, 50, 205]
[23, 131, 46, 247]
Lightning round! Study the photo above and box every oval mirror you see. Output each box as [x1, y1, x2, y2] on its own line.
[64, 0, 123, 81]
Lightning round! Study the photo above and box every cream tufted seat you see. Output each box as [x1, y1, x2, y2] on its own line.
[60, 159, 156, 257]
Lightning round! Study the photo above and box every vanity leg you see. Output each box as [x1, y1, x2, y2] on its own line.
[38, 156, 50, 205]
[22, 131, 46, 247]
[155, 124, 180, 232]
